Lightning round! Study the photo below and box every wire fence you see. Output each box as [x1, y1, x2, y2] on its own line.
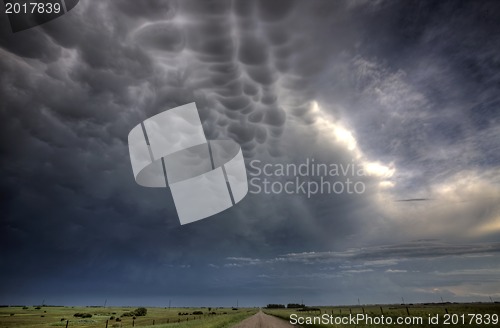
[62, 313, 219, 327]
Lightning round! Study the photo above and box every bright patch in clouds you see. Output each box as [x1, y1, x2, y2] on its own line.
[310, 100, 396, 186]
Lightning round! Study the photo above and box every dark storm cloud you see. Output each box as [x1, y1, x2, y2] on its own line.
[220, 241, 500, 266]
[238, 36, 268, 65]
[256, 0, 296, 22]
[209, 241, 500, 305]
[133, 23, 185, 52]
[1, 0, 499, 306]
[113, 0, 177, 20]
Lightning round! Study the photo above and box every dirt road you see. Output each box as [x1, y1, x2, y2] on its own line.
[231, 311, 300, 328]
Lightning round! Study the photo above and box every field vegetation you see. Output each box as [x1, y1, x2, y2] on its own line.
[0, 305, 257, 328]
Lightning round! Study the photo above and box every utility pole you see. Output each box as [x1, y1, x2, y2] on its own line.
[104, 299, 107, 308]
[168, 300, 171, 309]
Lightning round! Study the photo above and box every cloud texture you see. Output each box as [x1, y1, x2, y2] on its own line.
[1, 0, 499, 306]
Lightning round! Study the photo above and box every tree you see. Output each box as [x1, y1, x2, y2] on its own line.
[134, 307, 147, 316]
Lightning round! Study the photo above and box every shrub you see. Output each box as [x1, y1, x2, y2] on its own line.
[115, 317, 121, 322]
[133, 307, 147, 316]
[74, 313, 92, 318]
[109, 316, 115, 320]
[61, 318, 66, 321]
[192, 311, 203, 315]
[299, 307, 320, 312]
[123, 307, 147, 317]
[35, 307, 41, 310]
[22, 306, 28, 310]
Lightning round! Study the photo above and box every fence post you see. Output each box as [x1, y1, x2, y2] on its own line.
[65, 320, 69, 328]
[380, 307, 384, 315]
[105, 320, 108, 328]
[406, 307, 410, 315]
[132, 319, 135, 327]
[153, 319, 155, 325]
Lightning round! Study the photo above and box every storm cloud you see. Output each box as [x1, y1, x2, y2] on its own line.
[1, 0, 499, 306]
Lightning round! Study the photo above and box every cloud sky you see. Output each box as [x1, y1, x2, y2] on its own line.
[1, 0, 499, 306]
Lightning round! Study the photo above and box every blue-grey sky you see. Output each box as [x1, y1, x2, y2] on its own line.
[1, 0, 499, 307]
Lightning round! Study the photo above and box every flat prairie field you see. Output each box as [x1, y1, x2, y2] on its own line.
[0, 306, 257, 328]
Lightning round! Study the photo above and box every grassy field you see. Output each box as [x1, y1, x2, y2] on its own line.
[0, 306, 257, 328]
[2, 303, 499, 328]
[264, 303, 500, 327]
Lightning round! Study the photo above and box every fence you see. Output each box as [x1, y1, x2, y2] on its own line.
[63, 313, 209, 327]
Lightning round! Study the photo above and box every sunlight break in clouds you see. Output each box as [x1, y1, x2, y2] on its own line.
[309, 100, 395, 185]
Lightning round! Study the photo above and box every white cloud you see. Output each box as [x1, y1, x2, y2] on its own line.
[308, 100, 396, 189]
[373, 169, 500, 240]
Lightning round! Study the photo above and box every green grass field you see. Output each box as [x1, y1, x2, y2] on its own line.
[0, 306, 257, 328]
[264, 303, 500, 327]
[1, 303, 499, 328]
